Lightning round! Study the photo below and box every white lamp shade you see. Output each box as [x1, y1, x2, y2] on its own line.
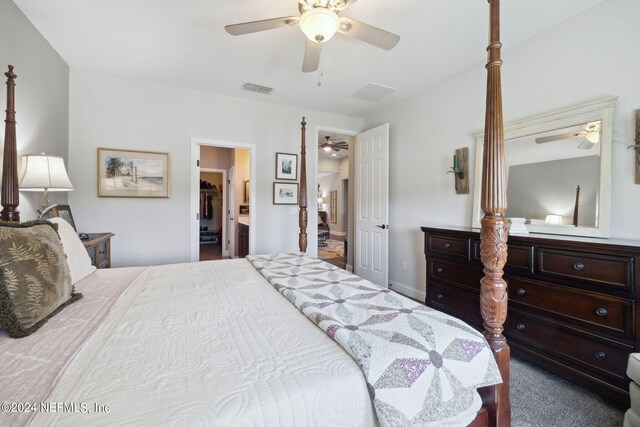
[545, 214, 563, 225]
[299, 8, 340, 43]
[19, 154, 74, 191]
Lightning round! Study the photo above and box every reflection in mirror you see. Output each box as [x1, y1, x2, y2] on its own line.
[506, 121, 601, 228]
[472, 96, 617, 238]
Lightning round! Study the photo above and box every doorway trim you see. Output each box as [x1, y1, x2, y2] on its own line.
[200, 168, 227, 258]
[314, 125, 359, 270]
[190, 137, 256, 262]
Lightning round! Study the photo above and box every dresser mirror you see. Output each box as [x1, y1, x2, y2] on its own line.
[472, 96, 617, 238]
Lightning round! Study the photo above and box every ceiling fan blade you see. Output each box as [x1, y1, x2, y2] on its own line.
[535, 132, 584, 144]
[225, 17, 298, 36]
[337, 17, 400, 50]
[302, 40, 322, 73]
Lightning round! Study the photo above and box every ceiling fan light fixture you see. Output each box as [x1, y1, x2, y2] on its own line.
[299, 8, 340, 43]
[323, 145, 332, 152]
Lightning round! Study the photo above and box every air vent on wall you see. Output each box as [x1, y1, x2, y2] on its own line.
[350, 83, 397, 102]
[242, 82, 274, 95]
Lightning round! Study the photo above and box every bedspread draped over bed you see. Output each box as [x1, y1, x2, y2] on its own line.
[27, 259, 377, 427]
[248, 253, 502, 427]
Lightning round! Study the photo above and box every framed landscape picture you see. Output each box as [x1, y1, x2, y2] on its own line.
[98, 148, 169, 198]
[273, 182, 299, 205]
[275, 152, 298, 180]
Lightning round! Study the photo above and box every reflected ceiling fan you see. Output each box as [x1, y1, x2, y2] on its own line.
[225, 0, 400, 73]
[535, 122, 601, 150]
[320, 136, 348, 152]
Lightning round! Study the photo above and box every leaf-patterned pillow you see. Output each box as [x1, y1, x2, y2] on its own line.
[0, 220, 81, 338]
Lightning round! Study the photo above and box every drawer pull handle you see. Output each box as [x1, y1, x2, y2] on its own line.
[516, 323, 526, 331]
[436, 293, 444, 300]
[595, 351, 607, 361]
[99, 250, 106, 255]
[595, 307, 608, 317]
[436, 267, 444, 273]
[443, 243, 452, 249]
[516, 288, 526, 296]
[573, 262, 585, 271]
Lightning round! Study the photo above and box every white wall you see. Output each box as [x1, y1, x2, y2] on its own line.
[68, 69, 363, 267]
[0, 0, 69, 220]
[364, 0, 640, 300]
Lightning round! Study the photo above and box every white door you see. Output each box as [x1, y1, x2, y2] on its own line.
[227, 166, 235, 257]
[355, 123, 389, 287]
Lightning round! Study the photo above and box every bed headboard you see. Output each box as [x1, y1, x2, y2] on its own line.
[1, 65, 20, 222]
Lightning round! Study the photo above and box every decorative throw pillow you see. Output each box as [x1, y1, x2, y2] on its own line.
[0, 220, 81, 338]
[49, 217, 96, 284]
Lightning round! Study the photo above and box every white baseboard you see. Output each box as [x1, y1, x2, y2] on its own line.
[389, 280, 425, 302]
[345, 264, 353, 273]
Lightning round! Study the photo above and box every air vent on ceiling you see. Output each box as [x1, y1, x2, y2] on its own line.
[350, 83, 397, 102]
[242, 82, 273, 95]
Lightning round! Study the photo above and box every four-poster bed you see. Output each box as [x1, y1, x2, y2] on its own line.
[0, 1, 510, 426]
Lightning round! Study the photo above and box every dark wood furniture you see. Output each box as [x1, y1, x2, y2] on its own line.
[238, 222, 249, 258]
[82, 233, 114, 269]
[422, 225, 639, 406]
[318, 211, 330, 247]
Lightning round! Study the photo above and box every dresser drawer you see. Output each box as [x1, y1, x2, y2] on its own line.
[429, 258, 483, 292]
[428, 283, 482, 327]
[509, 277, 634, 337]
[507, 310, 632, 381]
[427, 234, 469, 259]
[473, 241, 533, 272]
[538, 248, 633, 290]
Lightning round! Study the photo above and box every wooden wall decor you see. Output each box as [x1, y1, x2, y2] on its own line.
[478, 0, 511, 425]
[329, 190, 337, 223]
[454, 147, 469, 194]
[635, 110, 640, 184]
[1, 65, 20, 222]
[298, 117, 308, 253]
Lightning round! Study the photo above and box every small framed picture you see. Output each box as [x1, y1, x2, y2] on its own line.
[275, 152, 298, 180]
[50, 205, 76, 231]
[273, 182, 299, 205]
[98, 148, 170, 198]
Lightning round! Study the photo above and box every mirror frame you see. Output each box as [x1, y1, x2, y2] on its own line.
[472, 96, 617, 238]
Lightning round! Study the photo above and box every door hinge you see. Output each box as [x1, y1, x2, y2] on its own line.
[228, 240, 230, 245]
[228, 179, 231, 184]
[196, 213, 200, 220]
[197, 160, 200, 167]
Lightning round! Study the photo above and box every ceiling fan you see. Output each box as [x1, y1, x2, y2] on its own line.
[535, 122, 601, 150]
[225, 0, 400, 73]
[320, 136, 348, 152]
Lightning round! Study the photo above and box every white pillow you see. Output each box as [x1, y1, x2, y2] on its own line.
[49, 217, 96, 284]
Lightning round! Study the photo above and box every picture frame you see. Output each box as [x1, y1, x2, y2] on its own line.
[275, 152, 298, 180]
[98, 148, 170, 198]
[273, 182, 299, 205]
[49, 205, 76, 231]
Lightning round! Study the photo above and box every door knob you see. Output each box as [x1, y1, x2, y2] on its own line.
[376, 224, 387, 230]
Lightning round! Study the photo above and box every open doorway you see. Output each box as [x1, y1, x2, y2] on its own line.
[191, 138, 256, 262]
[317, 130, 355, 270]
[199, 169, 226, 261]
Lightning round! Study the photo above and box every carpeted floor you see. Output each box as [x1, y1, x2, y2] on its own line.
[511, 356, 625, 426]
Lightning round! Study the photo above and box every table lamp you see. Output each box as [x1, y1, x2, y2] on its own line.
[18, 153, 74, 218]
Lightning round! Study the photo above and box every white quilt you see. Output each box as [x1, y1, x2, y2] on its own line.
[32, 259, 377, 426]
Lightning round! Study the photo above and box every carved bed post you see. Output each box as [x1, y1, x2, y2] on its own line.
[1, 65, 19, 222]
[479, 1, 510, 426]
[298, 117, 308, 253]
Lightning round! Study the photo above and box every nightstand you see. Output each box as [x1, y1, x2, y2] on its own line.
[82, 233, 114, 269]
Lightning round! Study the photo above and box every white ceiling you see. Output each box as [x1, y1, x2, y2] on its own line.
[14, 0, 608, 118]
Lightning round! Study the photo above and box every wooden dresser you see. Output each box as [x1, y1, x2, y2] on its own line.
[421, 225, 640, 405]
